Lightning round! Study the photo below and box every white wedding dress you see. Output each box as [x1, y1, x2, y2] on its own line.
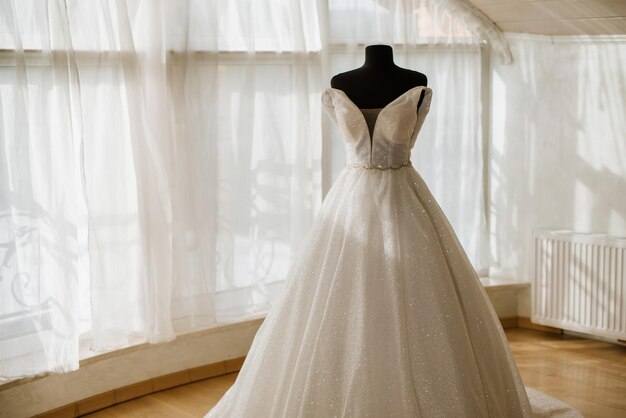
[206, 87, 582, 417]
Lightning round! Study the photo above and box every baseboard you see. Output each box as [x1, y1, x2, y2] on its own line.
[498, 316, 563, 332]
[517, 316, 563, 334]
[37, 356, 246, 417]
[499, 316, 519, 329]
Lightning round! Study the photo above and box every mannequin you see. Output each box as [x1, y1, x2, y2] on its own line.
[330, 44, 428, 109]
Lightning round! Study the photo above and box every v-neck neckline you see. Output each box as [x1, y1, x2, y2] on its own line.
[326, 86, 425, 144]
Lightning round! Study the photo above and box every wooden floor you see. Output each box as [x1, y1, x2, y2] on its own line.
[87, 328, 626, 418]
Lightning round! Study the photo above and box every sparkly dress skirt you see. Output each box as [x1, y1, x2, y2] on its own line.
[207, 165, 533, 417]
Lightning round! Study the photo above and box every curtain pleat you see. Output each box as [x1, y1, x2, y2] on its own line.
[0, 0, 84, 377]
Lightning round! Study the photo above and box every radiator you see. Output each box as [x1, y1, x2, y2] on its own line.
[532, 229, 626, 340]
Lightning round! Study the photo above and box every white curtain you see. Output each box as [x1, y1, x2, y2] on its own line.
[0, 0, 85, 378]
[327, 0, 491, 272]
[1, 0, 492, 379]
[1, 0, 322, 378]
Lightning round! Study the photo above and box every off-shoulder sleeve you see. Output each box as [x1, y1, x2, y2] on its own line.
[321, 88, 337, 124]
[409, 87, 433, 149]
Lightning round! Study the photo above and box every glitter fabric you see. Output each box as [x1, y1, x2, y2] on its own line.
[206, 87, 580, 418]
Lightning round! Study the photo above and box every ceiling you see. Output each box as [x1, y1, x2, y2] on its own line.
[468, 0, 626, 35]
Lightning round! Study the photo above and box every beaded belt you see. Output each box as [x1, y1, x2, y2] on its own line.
[345, 161, 412, 170]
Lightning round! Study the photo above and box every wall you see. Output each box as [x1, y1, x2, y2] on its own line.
[489, 33, 626, 281]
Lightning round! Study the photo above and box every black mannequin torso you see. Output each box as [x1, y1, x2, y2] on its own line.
[330, 45, 428, 109]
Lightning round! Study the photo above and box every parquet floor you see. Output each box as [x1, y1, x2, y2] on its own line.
[506, 329, 626, 418]
[87, 328, 626, 417]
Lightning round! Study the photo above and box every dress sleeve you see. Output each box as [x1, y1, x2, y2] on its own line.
[408, 87, 433, 149]
[321, 89, 338, 125]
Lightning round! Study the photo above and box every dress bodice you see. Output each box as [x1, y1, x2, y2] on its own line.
[322, 86, 432, 169]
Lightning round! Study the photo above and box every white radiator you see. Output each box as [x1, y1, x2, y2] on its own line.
[532, 229, 626, 340]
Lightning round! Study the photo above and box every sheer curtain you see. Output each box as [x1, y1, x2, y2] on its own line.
[326, 0, 491, 272]
[0, 0, 85, 378]
[1, 0, 322, 378]
[1, 0, 493, 379]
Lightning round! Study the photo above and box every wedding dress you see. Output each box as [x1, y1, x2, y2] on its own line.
[206, 87, 582, 417]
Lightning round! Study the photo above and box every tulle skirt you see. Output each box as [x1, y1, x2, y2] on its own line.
[206, 166, 577, 417]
